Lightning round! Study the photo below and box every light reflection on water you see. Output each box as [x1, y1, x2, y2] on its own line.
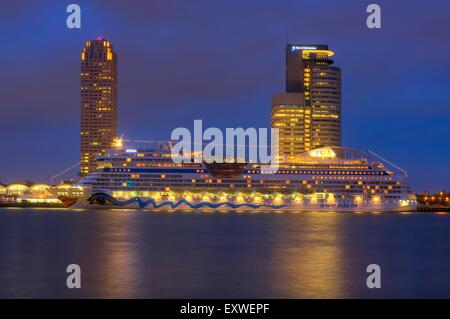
[0, 209, 450, 298]
[88, 213, 138, 298]
[272, 212, 345, 298]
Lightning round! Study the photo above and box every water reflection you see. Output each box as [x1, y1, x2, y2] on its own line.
[272, 212, 345, 298]
[1, 209, 450, 298]
[87, 212, 139, 298]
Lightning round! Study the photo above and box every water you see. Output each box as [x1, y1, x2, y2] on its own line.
[0, 208, 450, 298]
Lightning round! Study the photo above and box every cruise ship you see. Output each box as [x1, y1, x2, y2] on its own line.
[53, 143, 417, 212]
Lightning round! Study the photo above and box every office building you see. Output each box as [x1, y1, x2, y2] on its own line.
[80, 38, 118, 175]
[272, 44, 341, 160]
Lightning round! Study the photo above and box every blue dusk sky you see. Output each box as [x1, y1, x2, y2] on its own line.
[0, 0, 449, 191]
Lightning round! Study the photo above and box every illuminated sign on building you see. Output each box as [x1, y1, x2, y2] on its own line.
[308, 148, 336, 158]
[290, 45, 318, 51]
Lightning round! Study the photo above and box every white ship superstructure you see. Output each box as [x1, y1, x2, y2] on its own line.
[57, 144, 417, 212]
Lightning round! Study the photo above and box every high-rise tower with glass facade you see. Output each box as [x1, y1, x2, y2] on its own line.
[80, 38, 118, 176]
[272, 44, 341, 161]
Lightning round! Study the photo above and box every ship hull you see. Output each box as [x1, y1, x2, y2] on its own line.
[69, 192, 417, 212]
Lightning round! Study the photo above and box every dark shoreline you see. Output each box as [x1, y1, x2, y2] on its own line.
[0, 202, 65, 208]
[417, 205, 450, 212]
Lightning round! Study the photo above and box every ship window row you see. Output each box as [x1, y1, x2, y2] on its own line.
[102, 159, 178, 163]
[91, 174, 397, 185]
[88, 177, 401, 188]
[310, 176, 393, 181]
[97, 174, 183, 178]
[314, 180, 398, 185]
[265, 170, 386, 175]
[85, 180, 403, 191]
[99, 158, 175, 162]
[279, 165, 369, 169]
[85, 183, 405, 198]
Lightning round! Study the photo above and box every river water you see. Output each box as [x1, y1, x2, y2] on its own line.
[0, 208, 449, 298]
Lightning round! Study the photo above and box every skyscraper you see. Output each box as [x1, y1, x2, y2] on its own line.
[80, 38, 118, 176]
[272, 44, 341, 161]
[271, 93, 305, 160]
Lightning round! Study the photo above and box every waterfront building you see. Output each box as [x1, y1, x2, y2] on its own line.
[273, 44, 341, 160]
[5, 182, 31, 196]
[0, 182, 69, 204]
[80, 38, 118, 176]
